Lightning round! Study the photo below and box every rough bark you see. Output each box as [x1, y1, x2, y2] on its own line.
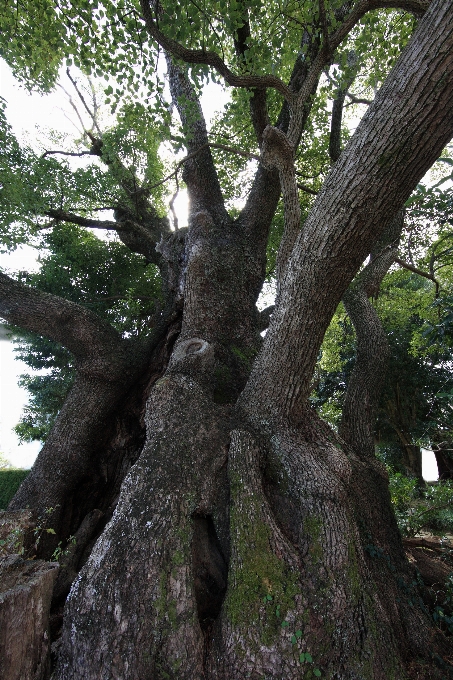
[56, 342, 232, 679]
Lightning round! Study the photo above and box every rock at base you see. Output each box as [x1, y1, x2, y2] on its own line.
[0, 554, 59, 680]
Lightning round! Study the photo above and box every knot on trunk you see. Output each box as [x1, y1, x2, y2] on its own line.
[260, 125, 294, 173]
[168, 337, 215, 381]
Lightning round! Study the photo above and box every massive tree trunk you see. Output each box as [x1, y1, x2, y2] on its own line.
[2, 1, 453, 678]
[432, 439, 453, 480]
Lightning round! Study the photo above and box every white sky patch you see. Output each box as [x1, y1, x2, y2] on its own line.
[422, 449, 438, 482]
[0, 338, 42, 468]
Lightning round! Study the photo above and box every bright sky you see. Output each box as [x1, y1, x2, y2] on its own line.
[0, 59, 440, 478]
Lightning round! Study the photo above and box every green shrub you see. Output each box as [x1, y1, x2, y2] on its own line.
[0, 469, 30, 509]
[388, 472, 453, 537]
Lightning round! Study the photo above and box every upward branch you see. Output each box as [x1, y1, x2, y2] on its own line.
[340, 213, 404, 457]
[241, 0, 453, 426]
[166, 56, 228, 221]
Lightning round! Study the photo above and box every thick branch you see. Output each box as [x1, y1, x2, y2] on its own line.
[241, 0, 453, 425]
[166, 56, 228, 221]
[339, 213, 403, 457]
[233, 13, 270, 144]
[261, 126, 300, 287]
[139, 0, 293, 102]
[0, 271, 122, 363]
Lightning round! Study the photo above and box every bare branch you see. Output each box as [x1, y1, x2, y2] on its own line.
[146, 142, 259, 195]
[66, 69, 102, 136]
[57, 83, 87, 134]
[45, 209, 121, 231]
[41, 150, 94, 159]
[395, 257, 440, 295]
[297, 182, 318, 195]
[345, 91, 372, 106]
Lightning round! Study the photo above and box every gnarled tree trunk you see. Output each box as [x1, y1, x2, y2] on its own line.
[2, 1, 453, 678]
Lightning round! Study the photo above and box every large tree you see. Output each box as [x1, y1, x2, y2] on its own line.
[2, 0, 453, 677]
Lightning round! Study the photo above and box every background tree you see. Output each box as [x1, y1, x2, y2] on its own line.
[1, 1, 453, 678]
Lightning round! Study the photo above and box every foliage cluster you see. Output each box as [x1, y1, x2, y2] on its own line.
[388, 473, 453, 538]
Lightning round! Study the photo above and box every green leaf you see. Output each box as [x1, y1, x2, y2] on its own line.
[314, 670, 322, 677]
[295, 629, 302, 638]
[291, 635, 297, 644]
[281, 621, 289, 628]
[46, 528, 56, 534]
[305, 653, 313, 662]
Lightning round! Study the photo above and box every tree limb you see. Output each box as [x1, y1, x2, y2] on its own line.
[233, 11, 270, 144]
[258, 305, 275, 332]
[287, 0, 431, 146]
[41, 150, 94, 159]
[165, 55, 228, 221]
[339, 213, 404, 458]
[297, 182, 318, 195]
[345, 91, 373, 106]
[66, 68, 102, 136]
[139, 0, 294, 103]
[0, 271, 122, 362]
[45, 209, 141, 235]
[45, 208, 164, 265]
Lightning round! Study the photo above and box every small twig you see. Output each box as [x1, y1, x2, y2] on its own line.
[66, 69, 102, 136]
[57, 84, 87, 134]
[147, 142, 260, 193]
